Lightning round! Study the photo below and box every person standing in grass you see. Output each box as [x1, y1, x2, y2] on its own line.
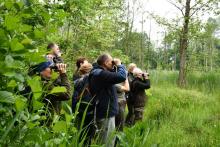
[72, 61, 95, 146]
[23, 62, 71, 126]
[127, 68, 150, 125]
[115, 78, 130, 131]
[125, 63, 137, 126]
[89, 54, 127, 146]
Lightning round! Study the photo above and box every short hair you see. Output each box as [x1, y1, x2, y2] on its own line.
[128, 63, 137, 72]
[47, 43, 56, 50]
[97, 54, 110, 66]
[76, 57, 87, 69]
[133, 68, 142, 77]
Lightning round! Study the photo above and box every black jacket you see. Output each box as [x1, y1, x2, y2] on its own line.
[130, 77, 150, 107]
[89, 64, 127, 119]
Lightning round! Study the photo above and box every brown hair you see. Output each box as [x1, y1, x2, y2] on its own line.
[47, 43, 56, 50]
[97, 54, 110, 66]
[76, 57, 87, 69]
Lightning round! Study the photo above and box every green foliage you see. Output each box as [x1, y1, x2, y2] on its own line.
[53, 121, 67, 133]
[150, 70, 220, 94]
[27, 76, 42, 100]
[117, 71, 220, 146]
[0, 91, 14, 104]
[50, 86, 67, 94]
[0, 0, 128, 146]
[0, 0, 219, 146]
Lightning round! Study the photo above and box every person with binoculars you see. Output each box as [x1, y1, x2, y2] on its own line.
[126, 67, 150, 125]
[22, 61, 70, 126]
[89, 54, 127, 146]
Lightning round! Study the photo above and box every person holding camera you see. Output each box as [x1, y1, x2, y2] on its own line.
[89, 54, 126, 146]
[127, 67, 150, 125]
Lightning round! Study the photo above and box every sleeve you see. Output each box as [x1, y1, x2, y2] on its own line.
[98, 65, 127, 85]
[47, 73, 71, 101]
[72, 79, 80, 111]
[133, 79, 150, 90]
[72, 90, 78, 112]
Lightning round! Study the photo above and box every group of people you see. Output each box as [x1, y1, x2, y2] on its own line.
[24, 43, 151, 146]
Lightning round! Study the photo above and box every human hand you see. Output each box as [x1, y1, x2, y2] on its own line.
[57, 63, 67, 73]
[46, 54, 54, 61]
[113, 58, 121, 66]
[142, 73, 149, 79]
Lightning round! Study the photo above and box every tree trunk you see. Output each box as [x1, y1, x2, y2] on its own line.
[209, 39, 213, 71]
[178, 0, 191, 87]
[125, 1, 130, 54]
[147, 19, 151, 69]
[140, 13, 144, 68]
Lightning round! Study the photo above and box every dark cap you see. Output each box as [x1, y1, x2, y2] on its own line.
[34, 61, 52, 73]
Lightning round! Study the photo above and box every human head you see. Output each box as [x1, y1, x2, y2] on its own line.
[76, 57, 88, 70]
[79, 62, 93, 75]
[97, 54, 113, 71]
[47, 43, 61, 56]
[133, 67, 143, 78]
[34, 61, 53, 79]
[128, 63, 137, 73]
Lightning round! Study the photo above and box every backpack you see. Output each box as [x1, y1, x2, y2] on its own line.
[72, 74, 94, 115]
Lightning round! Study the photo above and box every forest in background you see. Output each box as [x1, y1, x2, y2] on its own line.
[0, 0, 220, 146]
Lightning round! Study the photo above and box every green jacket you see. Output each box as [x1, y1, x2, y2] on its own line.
[42, 73, 71, 114]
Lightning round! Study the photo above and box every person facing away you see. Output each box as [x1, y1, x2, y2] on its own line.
[115, 75, 130, 131]
[89, 54, 126, 146]
[22, 62, 70, 125]
[126, 68, 150, 125]
[72, 61, 94, 146]
[73, 57, 89, 81]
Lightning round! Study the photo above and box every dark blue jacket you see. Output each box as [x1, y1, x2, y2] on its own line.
[89, 64, 127, 119]
[72, 75, 94, 115]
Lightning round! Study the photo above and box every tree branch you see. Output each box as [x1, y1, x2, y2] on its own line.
[190, 1, 211, 17]
[146, 11, 180, 32]
[167, 0, 185, 16]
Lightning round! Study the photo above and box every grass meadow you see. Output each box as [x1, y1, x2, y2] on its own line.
[116, 70, 220, 147]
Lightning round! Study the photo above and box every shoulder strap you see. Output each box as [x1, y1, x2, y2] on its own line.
[76, 76, 89, 100]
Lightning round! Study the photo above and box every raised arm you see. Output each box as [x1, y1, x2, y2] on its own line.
[133, 79, 150, 90]
[98, 65, 127, 85]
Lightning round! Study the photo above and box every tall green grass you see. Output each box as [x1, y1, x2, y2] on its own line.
[117, 71, 220, 146]
[150, 70, 220, 94]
